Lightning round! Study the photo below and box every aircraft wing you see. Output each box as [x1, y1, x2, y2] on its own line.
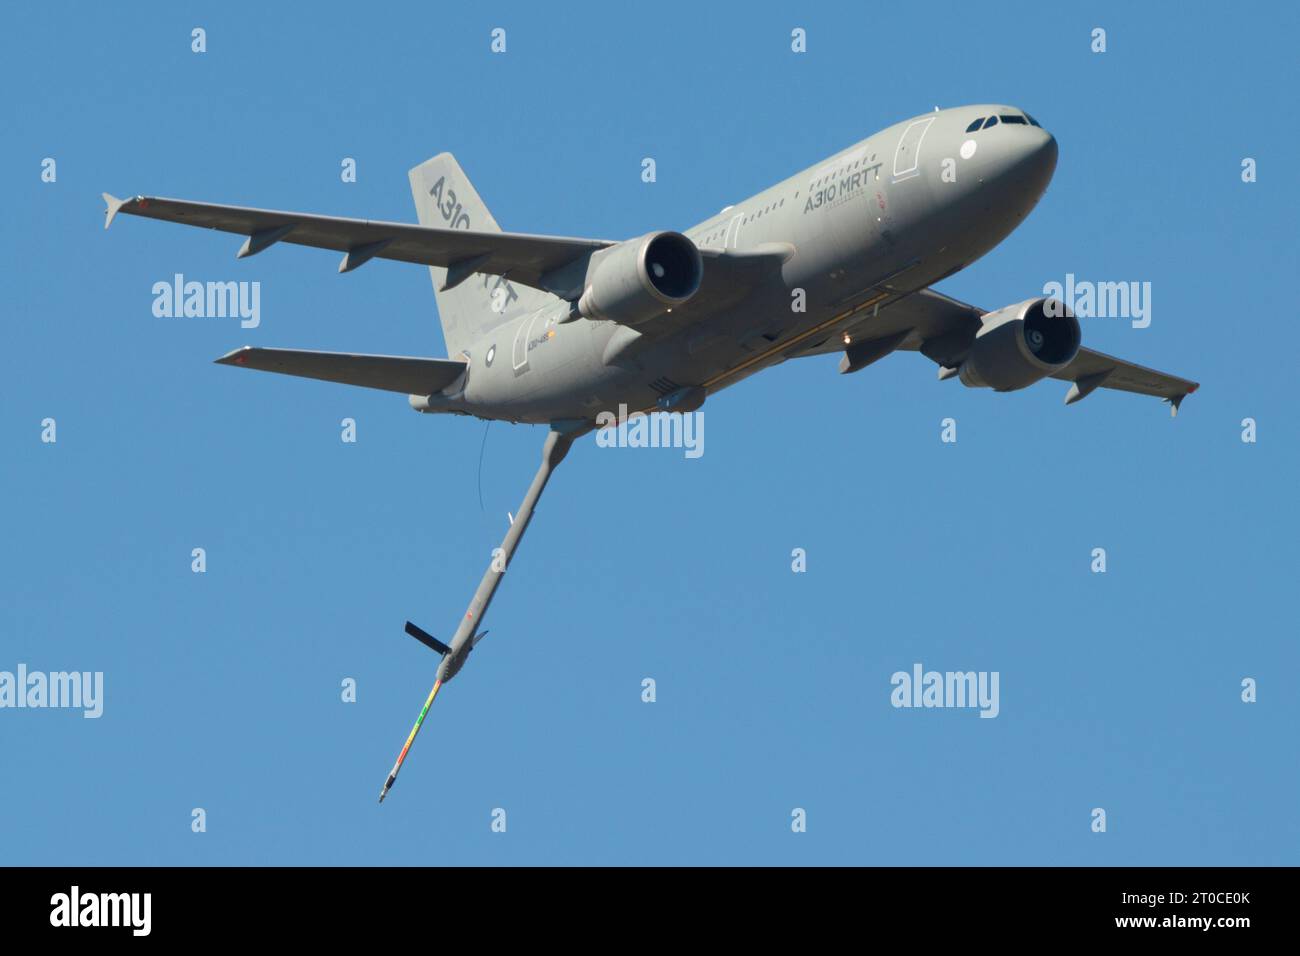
[102, 193, 614, 292]
[800, 287, 1199, 412]
[1044, 347, 1198, 402]
[101, 192, 788, 315]
[214, 346, 467, 395]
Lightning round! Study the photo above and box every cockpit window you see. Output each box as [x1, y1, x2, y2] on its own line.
[981, 116, 999, 129]
[1025, 113, 1041, 127]
[965, 118, 984, 133]
[1000, 114, 1028, 125]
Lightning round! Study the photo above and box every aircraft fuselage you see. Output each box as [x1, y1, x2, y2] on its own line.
[424, 104, 1058, 423]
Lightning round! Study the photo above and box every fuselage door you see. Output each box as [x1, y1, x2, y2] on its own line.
[725, 212, 745, 249]
[891, 116, 935, 182]
[512, 309, 543, 372]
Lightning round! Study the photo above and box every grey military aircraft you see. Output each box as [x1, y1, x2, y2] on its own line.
[104, 104, 1197, 801]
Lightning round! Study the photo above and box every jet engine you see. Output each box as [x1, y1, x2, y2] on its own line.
[958, 297, 1081, 391]
[577, 231, 702, 325]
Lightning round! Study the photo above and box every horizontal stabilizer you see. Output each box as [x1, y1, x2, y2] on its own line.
[214, 347, 466, 395]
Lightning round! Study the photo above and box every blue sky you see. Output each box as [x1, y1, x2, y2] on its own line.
[3, 0, 1296, 865]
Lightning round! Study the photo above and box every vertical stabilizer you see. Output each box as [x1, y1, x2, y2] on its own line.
[408, 154, 556, 358]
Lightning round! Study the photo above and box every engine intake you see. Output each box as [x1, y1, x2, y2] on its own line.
[958, 297, 1081, 391]
[577, 231, 702, 325]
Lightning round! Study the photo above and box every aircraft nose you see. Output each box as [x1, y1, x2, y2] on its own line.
[978, 123, 1057, 200]
[1022, 127, 1058, 189]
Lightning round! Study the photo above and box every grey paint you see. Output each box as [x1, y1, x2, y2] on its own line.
[104, 104, 1197, 422]
[103, 106, 1201, 802]
[408, 104, 1192, 422]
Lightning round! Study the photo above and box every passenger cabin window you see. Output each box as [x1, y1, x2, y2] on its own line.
[1000, 114, 1028, 125]
[982, 116, 999, 129]
[965, 118, 984, 132]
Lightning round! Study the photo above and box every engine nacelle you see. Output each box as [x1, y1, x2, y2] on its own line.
[958, 297, 1081, 391]
[577, 231, 702, 325]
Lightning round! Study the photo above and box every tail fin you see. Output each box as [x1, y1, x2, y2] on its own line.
[408, 154, 556, 358]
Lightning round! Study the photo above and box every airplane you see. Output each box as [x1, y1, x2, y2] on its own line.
[103, 103, 1198, 801]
